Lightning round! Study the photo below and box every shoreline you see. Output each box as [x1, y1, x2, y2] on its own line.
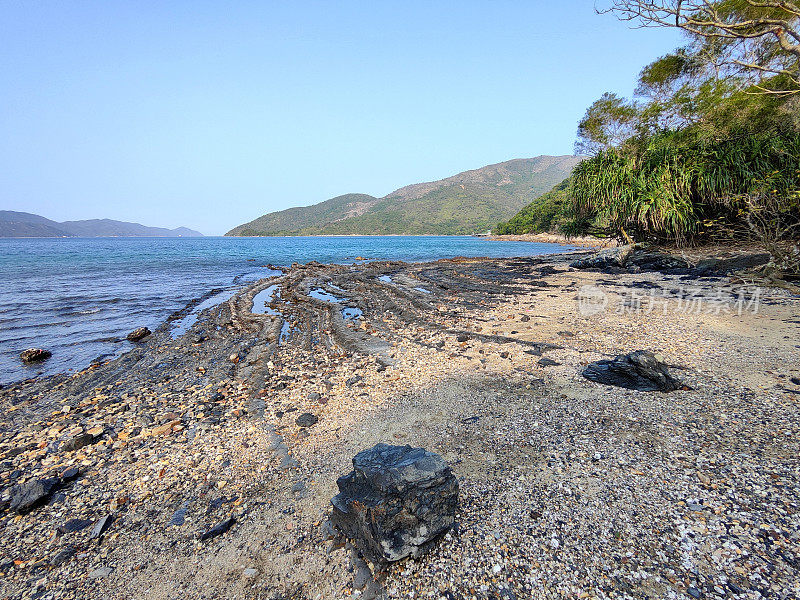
[0, 237, 580, 385]
[0, 241, 581, 387]
[1, 250, 798, 599]
[487, 232, 620, 248]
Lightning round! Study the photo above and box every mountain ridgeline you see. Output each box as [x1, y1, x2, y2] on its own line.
[0, 211, 203, 238]
[227, 156, 583, 236]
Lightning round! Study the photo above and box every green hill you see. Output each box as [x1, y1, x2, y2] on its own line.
[493, 178, 572, 235]
[226, 156, 583, 236]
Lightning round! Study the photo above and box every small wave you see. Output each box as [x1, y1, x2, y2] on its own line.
[0, 320, 74, 332]
[64, 336, 123, 346]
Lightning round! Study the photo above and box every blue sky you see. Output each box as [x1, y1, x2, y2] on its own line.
[1, 2, 682, 235]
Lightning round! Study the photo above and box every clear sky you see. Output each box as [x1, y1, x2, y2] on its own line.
[1, 1, 682, 235]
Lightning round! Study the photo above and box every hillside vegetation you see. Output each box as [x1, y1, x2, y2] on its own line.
[493, 178, 571, 235]
[227, 156, 583, 236]
[497, 1, 800, 274]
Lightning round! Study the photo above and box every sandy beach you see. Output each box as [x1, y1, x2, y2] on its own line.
[1, 249, 798, 599]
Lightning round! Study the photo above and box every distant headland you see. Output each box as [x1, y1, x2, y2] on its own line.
[0, 211, 203, 238]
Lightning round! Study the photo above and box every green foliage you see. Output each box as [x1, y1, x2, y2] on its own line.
[493, 179, 571, 235]
[575, 93, 642, 155]
[567, 130, 800, 245]
[606, 1, 800, 95]
[562, 2, 800, 271]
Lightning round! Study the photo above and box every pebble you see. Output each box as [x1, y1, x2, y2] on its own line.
[88, 566, 113, 579]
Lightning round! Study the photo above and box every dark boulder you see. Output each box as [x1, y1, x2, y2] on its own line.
[628, 252, 690, 273]
[331, 443, 458, 565]
[20, 348, 51, 363]
[57, 518, 93, 535]
[62, 433, 96, 452]
[583, 350, 685, 392]
[60, 467, 81, 482]
[49, 545, 76, 567]
[9, 477, 60, 514]
[126, 327, 151, 342]
[295, 412, 318, 427]
[570, 245, 634, 270]
[694, 252, 771, 276]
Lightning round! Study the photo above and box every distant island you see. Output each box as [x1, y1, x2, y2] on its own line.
[0, 211, 203, 238]
[226, 156, 583, 236]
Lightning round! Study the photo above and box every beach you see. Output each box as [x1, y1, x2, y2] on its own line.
[1, 249, 799, 599]
[487, 233, 619, 248]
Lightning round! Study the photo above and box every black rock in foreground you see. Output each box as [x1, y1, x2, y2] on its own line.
[331, 443, 458, 565]
[583, 350, 685, 392]
[8, 477, 60, 514]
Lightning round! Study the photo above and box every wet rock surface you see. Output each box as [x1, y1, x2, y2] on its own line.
[332, 443, 458, 565]
[19, 348, 51, 363]
[126, 327, 151, 342]
[583, 350, 685, 391]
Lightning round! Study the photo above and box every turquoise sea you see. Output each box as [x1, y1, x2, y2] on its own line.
[0, 236, 578, 383]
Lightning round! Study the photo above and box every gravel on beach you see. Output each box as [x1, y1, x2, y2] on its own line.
[0, 250, 798, 599]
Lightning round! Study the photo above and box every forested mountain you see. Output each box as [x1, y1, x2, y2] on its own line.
[227, 156, 583, 236]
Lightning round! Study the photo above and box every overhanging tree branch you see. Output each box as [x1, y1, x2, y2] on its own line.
[601, 0, 800, 93]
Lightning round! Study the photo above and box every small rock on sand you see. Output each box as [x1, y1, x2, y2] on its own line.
[295, 412, 318, 427]
[199, 517, 235, 541]
[538, 357, 561, 367]
[88, 566, 113, 579]
[583, 350, 685, 392]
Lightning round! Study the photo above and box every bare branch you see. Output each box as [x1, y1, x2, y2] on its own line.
[604, 0, 800, 93]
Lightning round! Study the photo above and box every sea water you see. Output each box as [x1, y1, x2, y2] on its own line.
[0, 236, 577, 383]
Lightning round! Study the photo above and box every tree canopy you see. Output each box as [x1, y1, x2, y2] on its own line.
[602, 0, 800, 95]
[515, 0, 800, 274]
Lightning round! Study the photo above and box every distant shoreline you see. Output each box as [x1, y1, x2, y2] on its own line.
[488, 232, 619, 248]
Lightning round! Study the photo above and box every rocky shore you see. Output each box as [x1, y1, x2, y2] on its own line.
[1, 249, 799, 599]
[488, 233, 619, 248]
